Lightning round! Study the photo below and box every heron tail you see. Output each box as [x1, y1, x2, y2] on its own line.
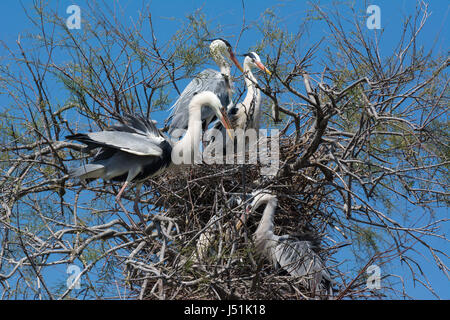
[69, 163, 105, 181]
[66, 133, 102, 151]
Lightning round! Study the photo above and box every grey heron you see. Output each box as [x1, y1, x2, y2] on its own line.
[205, 52, 271, 153]
[223, 52, 271, 130]
[166, 38, 243, 135]
[246, 190, 333, 298]
[67, 91, 233, 227]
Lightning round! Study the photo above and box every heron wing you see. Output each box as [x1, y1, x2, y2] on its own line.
[110, 114, 161, 137]
[67, 132, 164, 156]
[275, 237, 333, 296]
[274, 237, 325, 278]
[167, 69, 231, 133]
[67, 114, 166, 156]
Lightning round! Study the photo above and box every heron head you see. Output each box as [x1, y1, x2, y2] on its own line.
[195, 91, 234, 140]
[209, 38, 244, 73]
[243, 52, 272, 75]
[247, 190, 277, 213]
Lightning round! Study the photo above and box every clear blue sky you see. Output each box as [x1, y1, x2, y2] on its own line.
[0, 0, 448, 299]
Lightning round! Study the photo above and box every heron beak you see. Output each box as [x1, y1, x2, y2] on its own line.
[229, 50, 244, 73]
[219, 108, 234, 140]
[255, 61, 272, 75]
[236, 206, 251, 231]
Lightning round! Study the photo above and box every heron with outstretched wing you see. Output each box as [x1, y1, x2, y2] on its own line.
[67, 91, 233, 228]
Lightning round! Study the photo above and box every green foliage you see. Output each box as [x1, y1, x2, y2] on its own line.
[353, 225, 381, 258]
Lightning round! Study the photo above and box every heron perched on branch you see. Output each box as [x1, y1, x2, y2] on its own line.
[205, 52, 271, 155]
[166, 38, 244, 135]
[67, 91, 233, 227]
[216, 52, 271, 131]
[246, 190, 333, 298]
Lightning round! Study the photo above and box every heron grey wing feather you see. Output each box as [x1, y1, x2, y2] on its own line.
[86, 131, 164, 156]
[275, 236, 333, 297]
[110, 114, 162, 138]
[167, 69, 231, 133]
[274, 237, 324, 278]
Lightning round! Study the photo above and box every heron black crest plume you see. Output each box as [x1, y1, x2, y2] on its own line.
[204, 37, 232, 48]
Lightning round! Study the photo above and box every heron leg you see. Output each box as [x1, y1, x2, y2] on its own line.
[116, 180, 130, 200]
[133, 183, 146, 226]
[115, 181, 139, 230]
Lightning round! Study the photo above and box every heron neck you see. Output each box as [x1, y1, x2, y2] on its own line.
[213, 53, 231, 76]
[241, 65, 261, 128]
[173, 102, 202, 161]
[255, 199, 277, 239]
[219, 63, 231, 76]
[244, 62, 257, 86]
[243, 67, 260, 101]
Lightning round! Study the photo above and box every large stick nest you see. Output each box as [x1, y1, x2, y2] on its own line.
[123, 136, 337, 299]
